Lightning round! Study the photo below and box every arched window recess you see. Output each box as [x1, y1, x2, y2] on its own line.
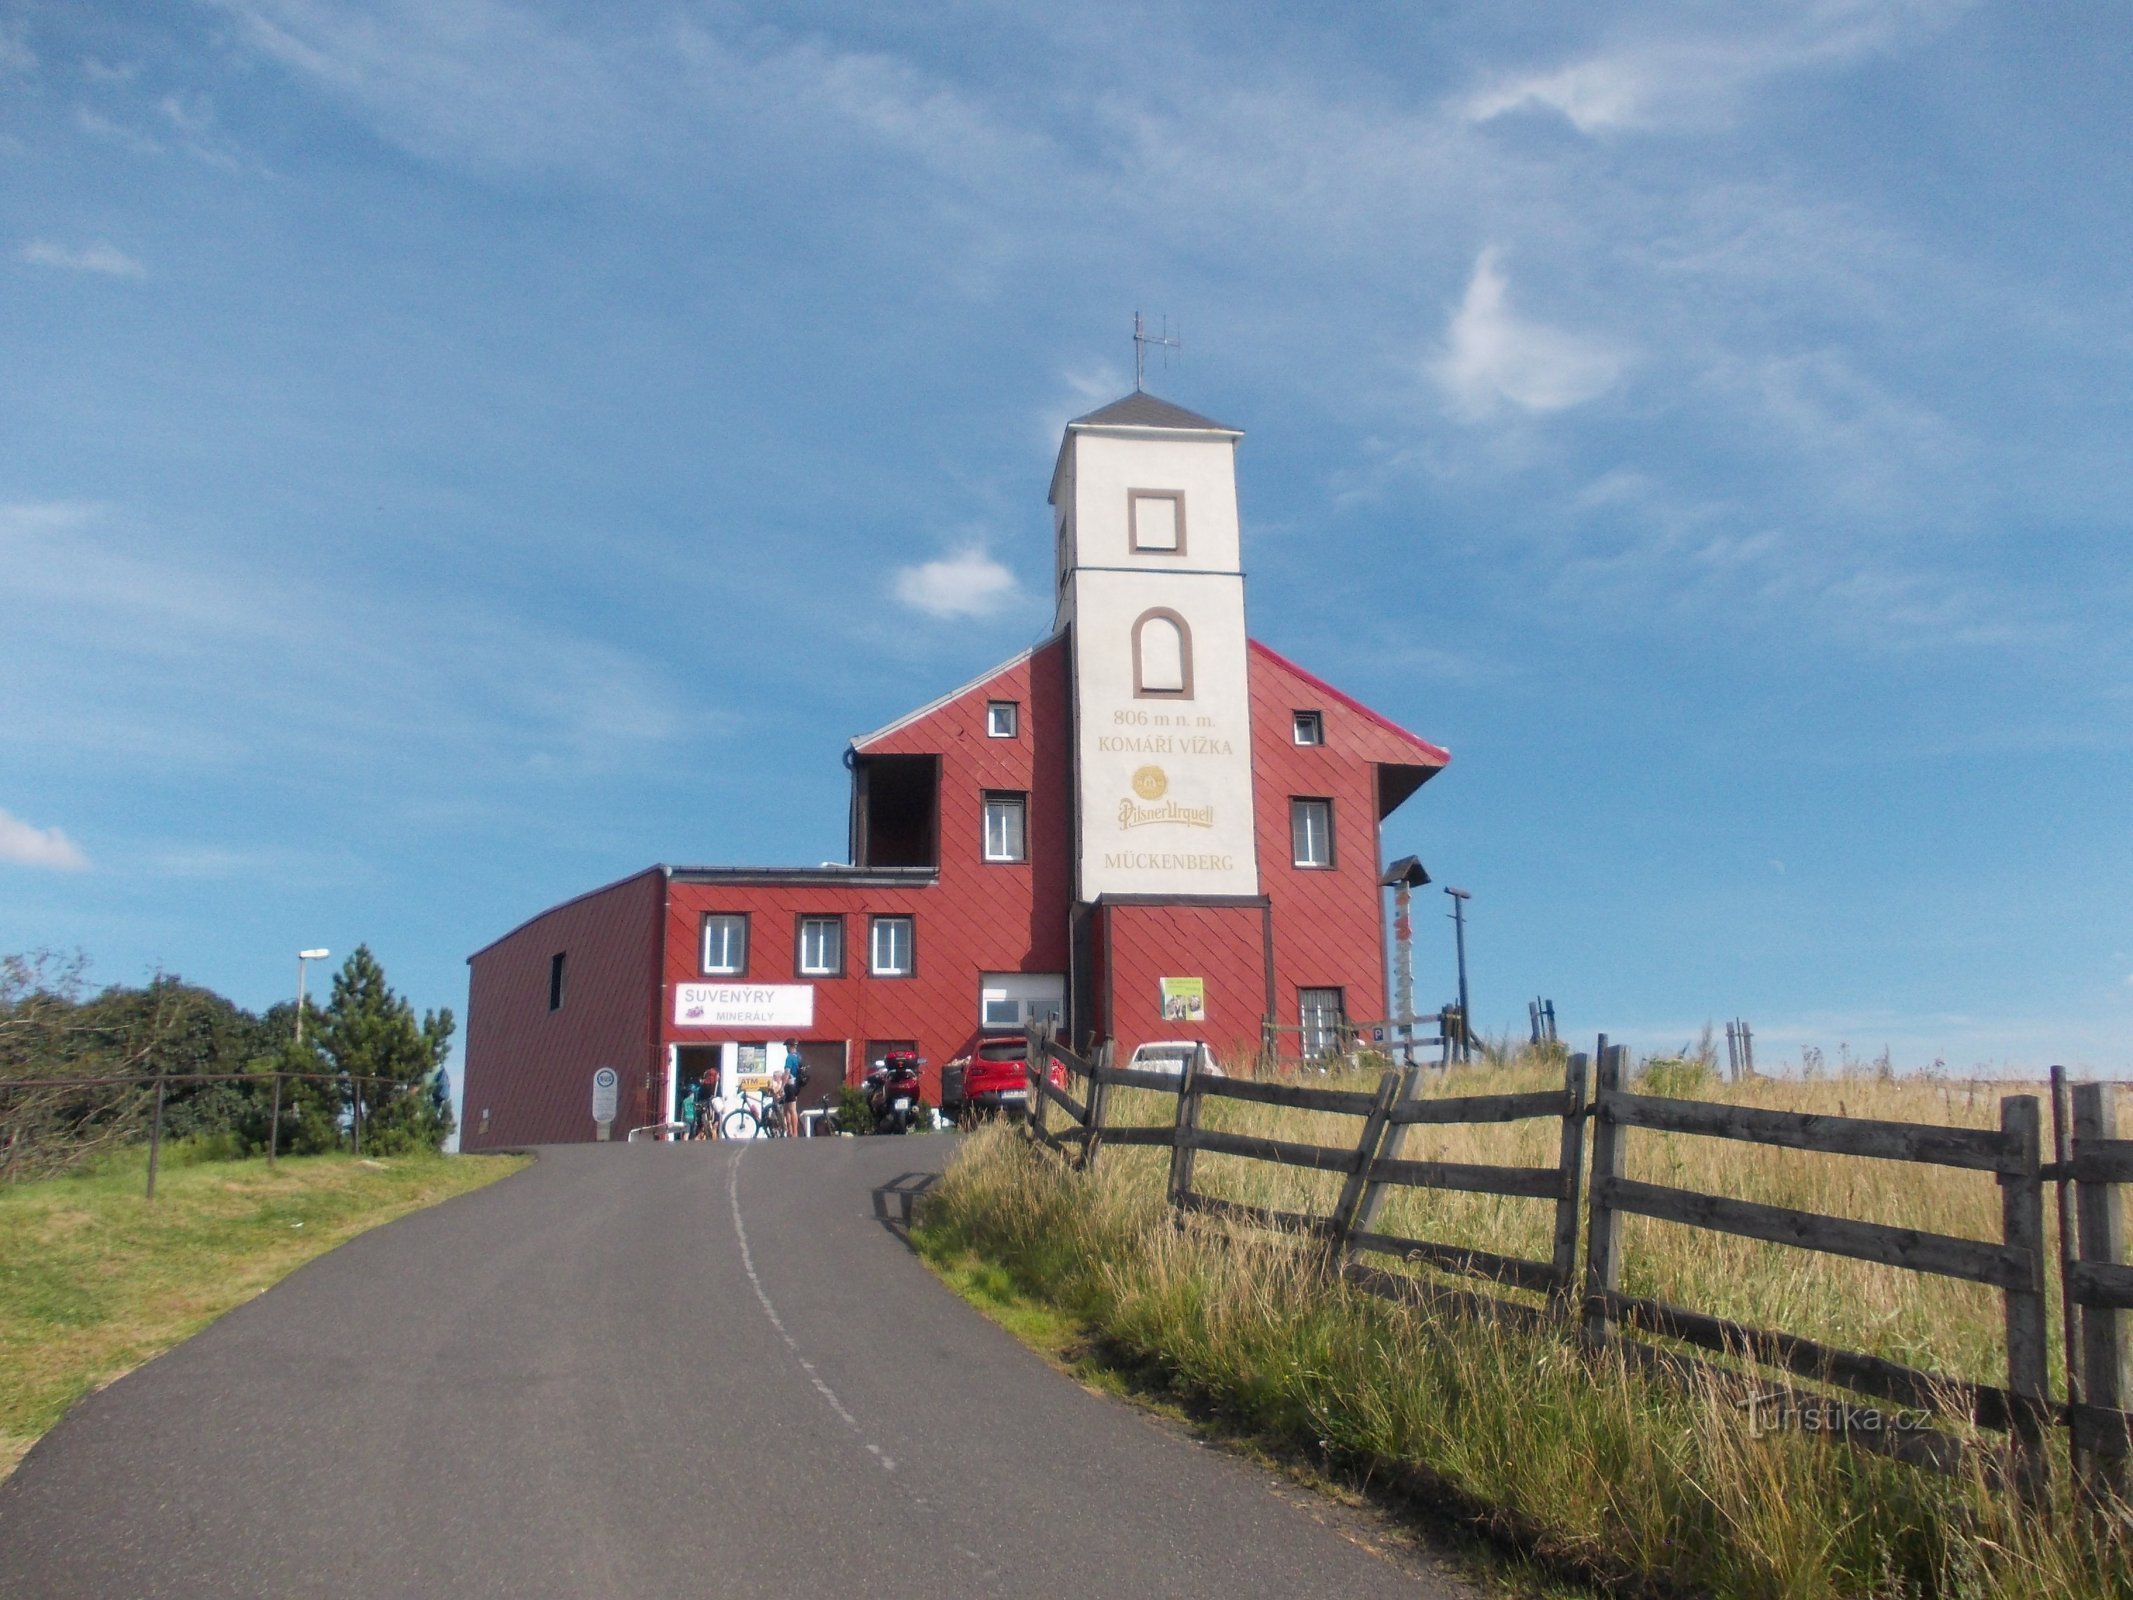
[1131, 608, 1194, 699]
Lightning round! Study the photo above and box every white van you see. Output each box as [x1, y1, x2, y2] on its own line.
[1126, 1040, 1224, 1079]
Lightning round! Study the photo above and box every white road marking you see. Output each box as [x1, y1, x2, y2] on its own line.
[724, 1147, 998, 1586]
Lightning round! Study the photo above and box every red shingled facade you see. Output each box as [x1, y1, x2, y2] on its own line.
[461, 636, 1446, 1148]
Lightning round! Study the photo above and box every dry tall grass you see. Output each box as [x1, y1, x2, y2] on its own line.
[918, 1053, 2133, 1599]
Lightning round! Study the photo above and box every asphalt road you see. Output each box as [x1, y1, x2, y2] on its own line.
[0, 1137, 1472, 1598]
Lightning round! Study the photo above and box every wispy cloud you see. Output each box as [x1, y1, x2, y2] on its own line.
[0, 809, 90, 872]
[1459, 6, 1959, 134]
[20, 239, 147, 278]
[0, 501, 699, 778]
[0, 21, 34, 76]
[1433, 248, 1625, 418]
[892, 547, 1021, 619]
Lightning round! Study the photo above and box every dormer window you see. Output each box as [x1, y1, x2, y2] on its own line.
[1128, 490, 1185, 555]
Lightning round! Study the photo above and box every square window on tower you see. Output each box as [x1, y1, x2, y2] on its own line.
[1292, 710, 1323, 746]
[987, 701, 1019, 738]
[1129, 490, 1184, 553]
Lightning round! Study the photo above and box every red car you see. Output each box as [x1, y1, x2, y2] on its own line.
[942, 1035, 1066, 1124]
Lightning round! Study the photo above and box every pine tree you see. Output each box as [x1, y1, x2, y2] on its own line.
[313, 946, 456, 1156]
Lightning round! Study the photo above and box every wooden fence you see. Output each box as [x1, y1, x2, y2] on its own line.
[1019, 1021, 2133, 1513]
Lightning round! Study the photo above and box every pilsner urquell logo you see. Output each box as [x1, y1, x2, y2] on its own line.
[1119, 765, 1214, 830]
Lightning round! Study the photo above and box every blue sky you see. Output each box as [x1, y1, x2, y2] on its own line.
[4, 0, 2129, 1081]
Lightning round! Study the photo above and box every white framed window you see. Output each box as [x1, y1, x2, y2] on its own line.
[987, 701, 1019, 738]
[1290, 798, 1333, 869]
[982, 793, 1027, 862]
[869, 915, 914, 976]
[701, 913, 748, 975]
[1292, 710, 1323, 746]
[797, 916, 843, 977]
[979, 973, 1065, 1030]
[1300, 987, 1346, 1057]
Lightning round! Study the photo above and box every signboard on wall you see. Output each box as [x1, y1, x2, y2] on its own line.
[1158, 976, 1206, 1023]
[591, 1066, 618, 1140]
[672, 984, 815, 1029]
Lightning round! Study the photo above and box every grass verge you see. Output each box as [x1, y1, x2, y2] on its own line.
[914, 1120, 2132, 1600]
[0, 1147, 528, 1478]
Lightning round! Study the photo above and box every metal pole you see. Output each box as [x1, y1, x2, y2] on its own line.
[294, 955, 308, 1045]
[1447, 889, 1471, 1062]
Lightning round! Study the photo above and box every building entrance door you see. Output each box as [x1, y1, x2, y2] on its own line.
[795, 1041, 846, 1122]
[674, 1045, 721, 1136]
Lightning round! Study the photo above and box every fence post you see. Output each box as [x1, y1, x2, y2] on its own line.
[1329, 1071, 1401, 1262]
[2075, 1082, 2129, 1508]
[1581, 1038, 1623, 1346]
[1081, 1039, 1114, 1174]
[1354, 1063, 1424, 1236]
[1167, 1048, 1204, 1210]
[1998, 1094, 2051, 1505]
[1551, 1051, 1590, 1313]
[144, 1069, 168, 1201]
[267, 1070, 282, 1169]
[1028, 1021, 1052, 1145]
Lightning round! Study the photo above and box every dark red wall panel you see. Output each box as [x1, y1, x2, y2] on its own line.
[657, 638, 1075, 1109]
[462, 868, 664, 1148]
[1102, 901, 1270, 1066]
[1249, 642, 1447, 1043]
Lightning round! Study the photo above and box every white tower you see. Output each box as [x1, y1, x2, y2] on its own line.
[1048, 393, 1261, 901]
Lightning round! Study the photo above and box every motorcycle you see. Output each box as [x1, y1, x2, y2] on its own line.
[863, 1049, 926, 1134]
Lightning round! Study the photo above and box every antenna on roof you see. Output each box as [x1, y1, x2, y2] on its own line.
[1133, 310, 1180, 391]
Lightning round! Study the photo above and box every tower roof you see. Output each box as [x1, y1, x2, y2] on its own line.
[1068, 391, 1238, 433]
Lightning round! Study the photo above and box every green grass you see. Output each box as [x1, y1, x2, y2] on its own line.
[916, 1111, 2133, 1600]
[0, 1146, 528, 1477]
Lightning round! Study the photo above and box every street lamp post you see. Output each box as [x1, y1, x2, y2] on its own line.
[277, 948, 329, 1169]
[295, 949, 329, 1044]
[1445, 890, 1471, 1062]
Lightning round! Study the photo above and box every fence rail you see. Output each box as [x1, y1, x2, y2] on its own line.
[3, 1069, 430, 1196]
[1018, 1020, 2133, 1514]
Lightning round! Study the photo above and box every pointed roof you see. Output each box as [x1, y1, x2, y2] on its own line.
[1068, 390, 1238, 434]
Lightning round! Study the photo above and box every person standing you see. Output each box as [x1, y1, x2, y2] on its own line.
[679, 1080, 699, 1142]
[781, 1039, 806, 1136]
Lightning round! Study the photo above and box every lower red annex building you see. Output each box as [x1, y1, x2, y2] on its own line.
[460, 391, 1450, 1148]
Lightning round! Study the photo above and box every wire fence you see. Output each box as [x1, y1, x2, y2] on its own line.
[1, 1070, 434, 1196]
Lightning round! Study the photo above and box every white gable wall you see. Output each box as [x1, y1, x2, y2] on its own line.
[1057, 421, 1261, 902]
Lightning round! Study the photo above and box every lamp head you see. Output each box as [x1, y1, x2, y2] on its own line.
[299, 948, 330, 960]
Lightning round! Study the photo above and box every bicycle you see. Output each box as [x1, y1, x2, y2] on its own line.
[717, 1088, 788, 1141]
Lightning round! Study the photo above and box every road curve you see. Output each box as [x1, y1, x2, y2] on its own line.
[0, 1138, 1469, 1598]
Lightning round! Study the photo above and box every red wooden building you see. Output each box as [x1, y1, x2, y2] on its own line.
[460, 393, 1448, 1148]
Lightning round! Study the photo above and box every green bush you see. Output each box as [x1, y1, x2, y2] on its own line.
[833, 1083, 874, 1135]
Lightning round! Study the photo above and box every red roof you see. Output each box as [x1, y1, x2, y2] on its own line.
[1248, 639, 1450, 766]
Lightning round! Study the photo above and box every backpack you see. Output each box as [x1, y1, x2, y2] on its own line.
[788, 1050, 811, 1089]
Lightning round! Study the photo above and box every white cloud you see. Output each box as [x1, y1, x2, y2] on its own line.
[891, 547, 1020, 619]
[1463, 56, 1656, 134]
[21, 239, 147, 278]
[1458, 8, 1959, 135]
[0, 810, 90, 871]
[1433, 248, 1624, 418]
